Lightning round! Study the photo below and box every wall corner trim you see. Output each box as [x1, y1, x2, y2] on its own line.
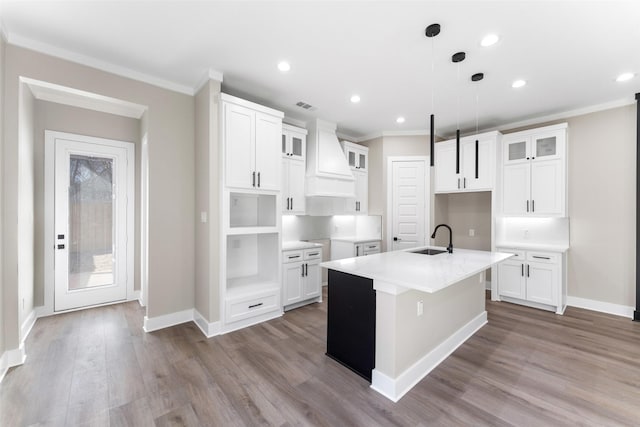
[0, 345, 27, 384]
[143, 309, 195, 333]
[370, 311, 487, 402]
[193, 310, 221, 338]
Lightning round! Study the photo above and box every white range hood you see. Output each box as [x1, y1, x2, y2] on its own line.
[305, 119, 355, 197]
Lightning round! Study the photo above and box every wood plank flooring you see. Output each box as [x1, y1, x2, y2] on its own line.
[2, 290, 640, 426]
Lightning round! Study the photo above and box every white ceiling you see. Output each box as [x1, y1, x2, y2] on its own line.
[1, 1, 639, 139]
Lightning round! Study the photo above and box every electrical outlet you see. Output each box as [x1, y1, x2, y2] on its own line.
[468, 228, 475, 237]
[417, 300, 424, 316]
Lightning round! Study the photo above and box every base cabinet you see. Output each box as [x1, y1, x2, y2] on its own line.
[282, 248, 323, 310]
[497, 248, 565, 314]
[331, 240, 381, 260]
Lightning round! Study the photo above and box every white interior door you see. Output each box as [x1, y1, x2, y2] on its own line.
[390, 159, 427, 251]
[53, 135, 133, 311]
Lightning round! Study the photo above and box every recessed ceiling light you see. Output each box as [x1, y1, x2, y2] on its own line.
[396, 117, 405, 124]
[481, 34, 499, 47]
[277, 61, 291, 72]
[512, 79, 527, 88]
[616, 72, 635, 82]
[350, 95, 361, 103]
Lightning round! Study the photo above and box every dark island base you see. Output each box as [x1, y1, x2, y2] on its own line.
[326, 269, 376, 382]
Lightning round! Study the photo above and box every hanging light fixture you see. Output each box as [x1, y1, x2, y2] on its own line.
[471, 72, 484, 179]
[425, 23, 440, 167]
[452, 51, 466, 175]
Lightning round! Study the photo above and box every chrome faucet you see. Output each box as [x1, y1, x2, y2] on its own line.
[431, 224, 453, 253]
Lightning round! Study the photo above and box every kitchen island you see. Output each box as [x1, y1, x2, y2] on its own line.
[320, 246, 512, 402]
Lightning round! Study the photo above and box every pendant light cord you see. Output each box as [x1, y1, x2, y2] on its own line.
[456, 62, 461, 130]
[431, 37, 435, 115]
[476, 86, 479, 135]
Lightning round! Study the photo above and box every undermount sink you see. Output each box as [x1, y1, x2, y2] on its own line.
[410, 248, 447, 256]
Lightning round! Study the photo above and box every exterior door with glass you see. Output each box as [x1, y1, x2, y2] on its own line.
[53, 133, 133, 311]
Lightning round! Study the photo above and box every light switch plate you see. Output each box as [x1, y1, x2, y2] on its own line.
[200, 211, 207, 223]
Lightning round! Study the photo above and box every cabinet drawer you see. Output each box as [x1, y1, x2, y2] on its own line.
[363, 242, 380, 252]
[304, 248, 322, 261]
[526, 251, 559, 264]
[497, 248, 525, 260]
[226, 291, 279, 323]
[283, 250, 304, 263]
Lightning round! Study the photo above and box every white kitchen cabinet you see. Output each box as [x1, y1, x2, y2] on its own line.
[501, 123, 567, 217]
[282, 159, 305, 214]
[223, 95, 282, 191]
[342, 141, 368, 214]
[282, 248, 322, 310]
[331, 239, 381, 260]
[342, 140, 368, 172]
[434, 131, 498, 193]
[497, 248, 565, 314]
[282, 124, 306, 162]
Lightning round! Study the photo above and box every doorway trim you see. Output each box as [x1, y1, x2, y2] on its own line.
[386, 156, 430, 252]
[43, 130, 135, 315]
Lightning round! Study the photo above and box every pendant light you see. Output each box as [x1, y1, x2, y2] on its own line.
[425, 23, 440, 167]
[471, 72, 484, 179]
[452, 51, 466, 174]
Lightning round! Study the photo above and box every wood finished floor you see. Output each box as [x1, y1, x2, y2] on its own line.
[2, 289, 640, 426]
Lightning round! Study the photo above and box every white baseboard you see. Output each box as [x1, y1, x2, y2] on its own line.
[20, 310, 38, 344]
[0, 344, 27, 384]
[371, 311, 488, 402]
[143, 308, 194, 333]
[129, 290, 141, 303]
[567, 296, 634, 319]
[193, 309, 221, 338]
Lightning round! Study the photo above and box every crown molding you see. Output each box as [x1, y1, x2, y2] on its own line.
[193, 68, 224, 94]
[6, 30, 195, 95]
[356, 129, 433, 143]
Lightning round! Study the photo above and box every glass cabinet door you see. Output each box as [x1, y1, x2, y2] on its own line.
[504, 139, 529, 164]
[534, 136, 557, 159]
[358, 153, 367, 171]
[291, 136, 303, 158]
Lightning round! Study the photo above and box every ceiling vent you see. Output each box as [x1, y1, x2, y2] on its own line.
[296, 101, 316, 111]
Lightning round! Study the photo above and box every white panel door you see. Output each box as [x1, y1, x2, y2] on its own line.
[526, 262, 557, 305]
[503, 163, 530, 215]
[434, 141, 459, 192]
[391, 160, 426, 251]
[54, 136, 133, 311]
[283, 262, 303, 305]
[303, 263, 321, 299]
[498, 260, 526, 299]
[530, 159, 563, 216]
[224, 103, 255, 189]
[463, 138, 493, 190]
[281, 159, 290, 213]
[254, 112, 282, 191]
[288, 160, 306, 214]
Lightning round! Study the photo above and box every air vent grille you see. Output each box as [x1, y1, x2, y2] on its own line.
[296, 101, 315, 110]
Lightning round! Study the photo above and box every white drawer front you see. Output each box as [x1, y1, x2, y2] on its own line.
[226, 291, 279, 323]
[497, 248, 525, 260]
[283, 250, 304, 263]
[363, 242, 380, 251]
[527, 251, 559, 264]
[304, 248, 322, 261]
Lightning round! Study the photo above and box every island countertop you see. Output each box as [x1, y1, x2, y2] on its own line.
[320, 246, 512, 294]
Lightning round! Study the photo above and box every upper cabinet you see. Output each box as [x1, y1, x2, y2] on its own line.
[501, 123, 567, 217]
[282, 124, 306, 162]
[342, 141, 369, 214]
[222, 94, 283, 191]
[281, 124, 307, 215]
[434, 131, 499, 193]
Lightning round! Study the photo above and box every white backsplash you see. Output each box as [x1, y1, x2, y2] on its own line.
[496, 217, 569, 246]
[282, 214, 382, 242]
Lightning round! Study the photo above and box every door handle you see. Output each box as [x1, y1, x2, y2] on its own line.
[305, 263, 308, 276]
[463, 177, 466, 188]
[521, 264, 524, 277]
[532, 200, 535, 212]
[257, 172, 261, 188]
[526, 200, 529, 212]
[393, 237, 400, 241]
[287, 197, 290, 210]
[291, 198, 293, 210]
[527, 264, 530, 277]
[457, 178, 460, 189]
[301, 265, 304, 277]
[252, 171, 256, 187]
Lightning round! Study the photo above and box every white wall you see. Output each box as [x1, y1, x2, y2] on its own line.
[2, 44, 195, 351]
[0, 34, 5, 356]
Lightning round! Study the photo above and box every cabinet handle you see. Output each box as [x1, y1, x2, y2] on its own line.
[532, 200, 535, 212]
[305, 263, 308, 276]
[463, 177, 466, 188]
[526, 200, 529, 212]
[457, 178, 460, 189]
[291, 198, 294, 210]
[248, 302, 263, 309]
[288, 255, 300, 259]
[367, 245, 376, 249]
[527, 264, 530, 277]
[286, 197, 290, 210]
[257, 172, 261, 187]
[532, 255, 550, 260]
[301, 265, 305, 277]
[356, 246, 359, 256]
[521, 264, 524, 277]
[308, 252, 319, 256]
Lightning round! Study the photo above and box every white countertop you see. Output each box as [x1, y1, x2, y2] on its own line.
[320, 246, 513, 294]
[282, 241, 324, 251]
[331, 236, 381, 243]
[496, 241, 569, 253]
